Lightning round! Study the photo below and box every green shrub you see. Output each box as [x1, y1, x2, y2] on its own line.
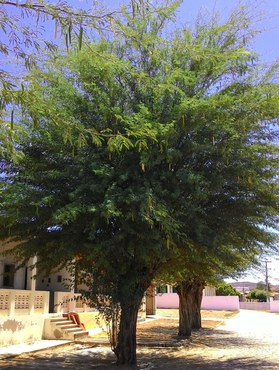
[216, 282, 241, 296]
[246, 288, 268, 302]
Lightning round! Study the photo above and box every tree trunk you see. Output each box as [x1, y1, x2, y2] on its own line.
[114, 282, 149, 366]
[177, 277, 205, 337]
[177, 282, 193, 337]
[191, 281, 204, 329]
[114, 302, 140, 365]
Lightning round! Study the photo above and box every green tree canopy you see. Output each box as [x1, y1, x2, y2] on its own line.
[216, 282, 241, 296]
[0, 0, 119, 161]
[0, 0, 279, 365]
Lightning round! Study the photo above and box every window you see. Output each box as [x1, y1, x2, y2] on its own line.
[57, 275, 62, 283]
[156, 285, 168, 294]
[3, 264, 15, 287]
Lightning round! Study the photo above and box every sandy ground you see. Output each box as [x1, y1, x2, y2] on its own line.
[1, 309, 279, 369]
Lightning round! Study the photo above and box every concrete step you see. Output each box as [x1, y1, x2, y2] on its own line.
[57, 324, 79, 329]
[64, 327, 84, 333]
[73, 331, 89, 340]
[51, 320, 73, 326]
[50, 318, 68, 323]
[44, 315, 90, 340]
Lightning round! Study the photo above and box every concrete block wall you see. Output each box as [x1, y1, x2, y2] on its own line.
[0, 314, 47, 346]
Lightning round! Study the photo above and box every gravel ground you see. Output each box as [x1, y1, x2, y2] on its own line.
[1, 310, 279, 369]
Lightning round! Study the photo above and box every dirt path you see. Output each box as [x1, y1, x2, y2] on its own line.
[1, 310, 279, 369]
[169, 310, 279, 369]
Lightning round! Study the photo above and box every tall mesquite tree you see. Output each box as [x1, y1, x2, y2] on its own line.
[1, 0, 279, 365]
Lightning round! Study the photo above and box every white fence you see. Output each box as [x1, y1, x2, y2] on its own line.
[0, 289, 49, 316]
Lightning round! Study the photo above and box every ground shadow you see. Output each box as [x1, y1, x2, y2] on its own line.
[1, 327, 278, 369]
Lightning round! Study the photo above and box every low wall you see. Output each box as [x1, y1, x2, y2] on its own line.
[156, 293, 240, 311]
[156, 293, 179, 309]
[0, 314, 46, 346]
[0, 289, 49, 316]
[201, 296, 240, 311]
[270, 300, 279, 313]
[239, 302, 270, 311]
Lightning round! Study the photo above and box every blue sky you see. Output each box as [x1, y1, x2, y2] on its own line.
[178, 0, 279, 60]
[101, 0, 279, 62]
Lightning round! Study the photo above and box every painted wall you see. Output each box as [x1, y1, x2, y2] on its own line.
[36, 267, 72, 292]
[0, 314, 46, 346]
[201, 296, 240, 311]
[156, 293, 179, 308]
[239, 302, 270, 310]
[0, 242, 72, 293]
[156, 293, 240, 311]
[270, 300, 279, 313]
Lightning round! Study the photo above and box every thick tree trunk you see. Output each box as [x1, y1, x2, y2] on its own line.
[177, 283, 193, 337]
[191, 282, 204, 329]
[114, 281, 150, 366]
[114, 301, 141, 365]
[177, 277, 205, 337]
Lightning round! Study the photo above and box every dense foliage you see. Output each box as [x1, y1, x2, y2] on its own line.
[0, 0, 278, 365]
[246, 288, 269, 302]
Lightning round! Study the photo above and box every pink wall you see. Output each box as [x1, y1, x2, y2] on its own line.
[156, 293, 179, 308]
[270, 300, 279, 313]
[156, 293, 240, 311]
[239, 302, 269, 311]
[201, 296, 240, 311]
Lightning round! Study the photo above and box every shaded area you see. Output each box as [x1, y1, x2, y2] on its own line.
[136, 318, 224, 346]
[1, 315, 279, 369]
[1, 337, 278, 370]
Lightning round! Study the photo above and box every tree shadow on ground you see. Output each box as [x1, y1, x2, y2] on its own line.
[1, 347, 116, 369]
[135, 328, 278, 370]
[2, 327, 279, 370]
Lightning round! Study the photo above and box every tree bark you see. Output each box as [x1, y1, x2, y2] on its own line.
[114, 301, 140, 365]
[177, 282, 193, 337]
[114, 281, 150, 366]
[176, 277, 205, 337]
[191, 281, 204, 329]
